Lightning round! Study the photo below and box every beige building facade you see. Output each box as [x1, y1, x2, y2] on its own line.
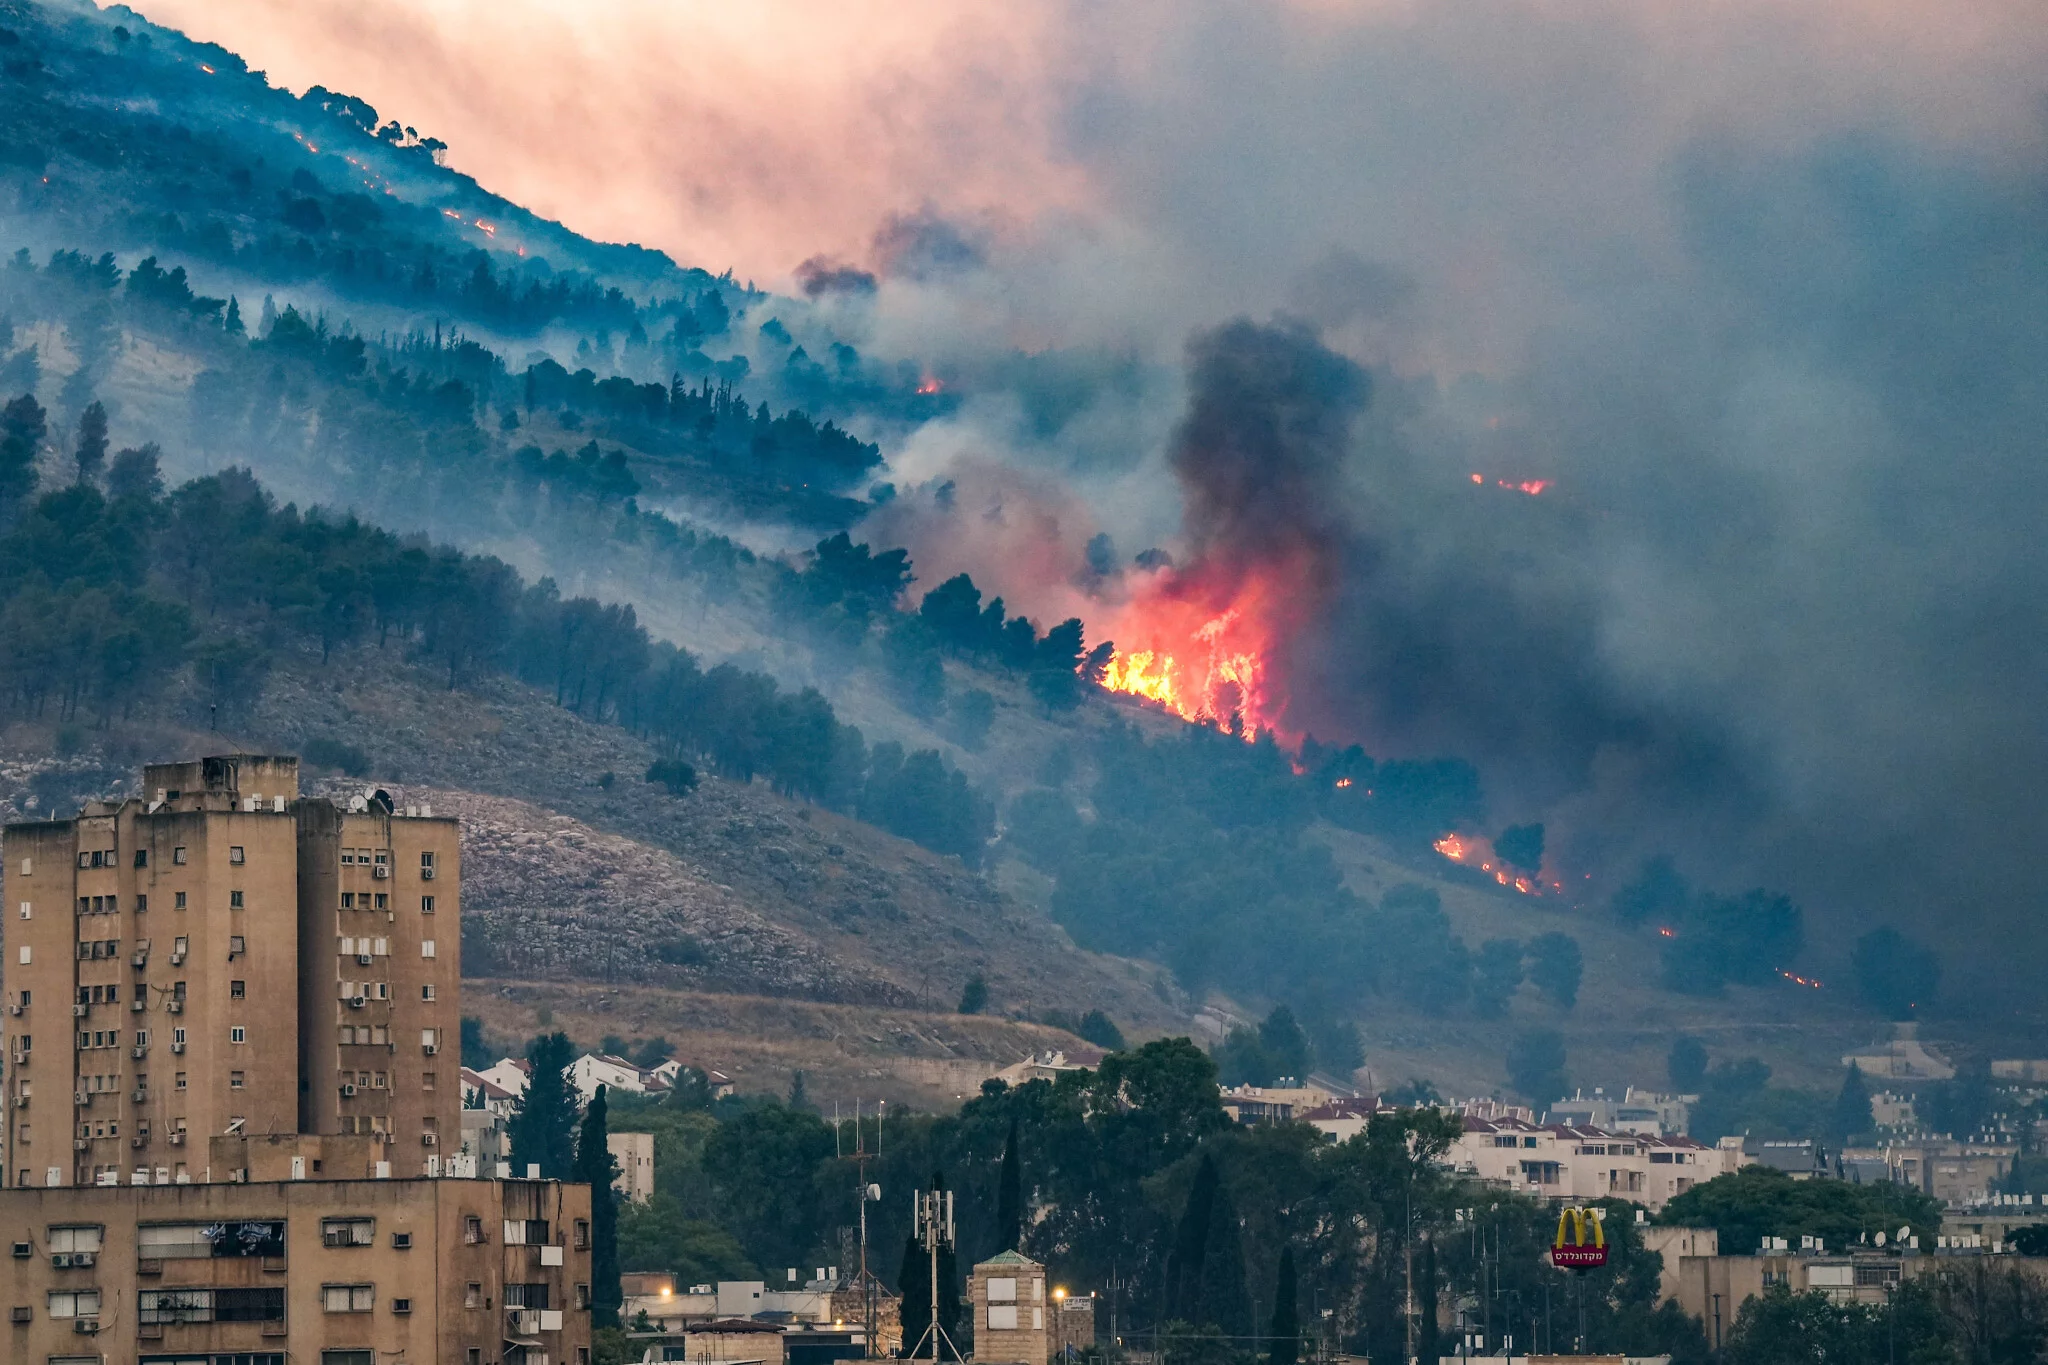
[970, 1250, 1047, 1365]
[3, 755, 461, 1188]
[0, 1173, 591, 1364]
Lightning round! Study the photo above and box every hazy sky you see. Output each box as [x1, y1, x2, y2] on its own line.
[132, 0, 2048, 964]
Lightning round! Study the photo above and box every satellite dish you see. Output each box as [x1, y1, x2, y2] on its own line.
[1875, 1231, 1887, 1246]
[1899, 1226, 1911, 1242]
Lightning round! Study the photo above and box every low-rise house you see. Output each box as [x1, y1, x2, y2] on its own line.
[574, 1052, 652, 1102]
[461, 1066, 520, 1118]
[652, 1059, 736, 1099]
[1301, 1096, 1382, 1141]
[477, 1055, 533, 1099]
[1221, 1082, 1339, 1124]
[994, 1049, 1102, 1089]
[1548, 1087, 1695, 1137]
[1841, 1133, 2020, 1204]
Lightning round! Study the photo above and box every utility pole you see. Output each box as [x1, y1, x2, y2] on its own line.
[838, 1100, 884, 1357]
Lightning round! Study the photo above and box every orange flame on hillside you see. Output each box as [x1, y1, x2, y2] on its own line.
[1095, 566, 1297, 742]
[1432, 831, 1560, 896]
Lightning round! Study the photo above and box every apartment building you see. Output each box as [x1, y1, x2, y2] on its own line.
[1446, 1115, 1748, 1210]
[0, 1173, 592, 1364]
[294, 795, 461, 1155]
[2, 754, 459, 1188]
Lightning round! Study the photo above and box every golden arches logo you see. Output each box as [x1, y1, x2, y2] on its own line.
[1550, 1206, 1609, 1268]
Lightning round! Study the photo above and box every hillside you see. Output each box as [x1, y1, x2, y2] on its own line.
[0, 0, 1931, 1123]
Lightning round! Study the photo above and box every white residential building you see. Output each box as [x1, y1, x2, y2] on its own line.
[1445, 1115, 1749, 1211]
[1548, 1087, 1696, 1137]
[574, 1052, 652, 1103]
[478, 1055, 533, 1099]
[462, 1066, 520, 1118]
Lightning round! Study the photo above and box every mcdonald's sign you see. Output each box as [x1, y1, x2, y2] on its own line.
[1550, 1206, 1608, 1269]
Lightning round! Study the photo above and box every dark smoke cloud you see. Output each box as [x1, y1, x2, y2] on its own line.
[1154, 126, 2048, 973]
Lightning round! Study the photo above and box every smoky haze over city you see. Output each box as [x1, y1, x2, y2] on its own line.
[140, 0, 2048, 973]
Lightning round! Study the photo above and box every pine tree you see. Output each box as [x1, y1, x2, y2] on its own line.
[995, 1117, 1022, 1253]
[1268, 1245, 1299, 1365]
[572, 1084, 622, 1327]
[788, 1070, 808, 1111]
[1832, 1063, 1873, 1146]
[507, 1031, 578, 1178]
[74, 401, 107, 485]
[1197, 1172, 1250, 1337]
[224, 295, 244, 334]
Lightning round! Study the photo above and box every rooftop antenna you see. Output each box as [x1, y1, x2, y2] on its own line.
[839, 1099, 885, 1355]
[909, 1180, 958, 1364]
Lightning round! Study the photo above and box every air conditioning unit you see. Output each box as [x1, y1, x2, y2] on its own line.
[341, 1083, 358, 1097]
[130, 1000, 144, 1013]
[422, 1043, 438, 1055]
[166, 1001, 183, 1014]
[7, 1004, 21, 1016]
[130, 1089, 146, 1103]
[421, 1133, 437, 1147]
[74, 1092, 89, 1105]
[8, 1305, 28, 1323]
[168, 1132, 186, 1146]
[51, 1252, 72, 1267]
[10, 1097, 24, 1110]
[421, 867, 435, 880]
[73, 1317, 99, 1334]
[131, 1047, 147, 1060]
[131, 1136, 146, 1149]
[169, 953, 185, 966]
[170, 1043, 185, 1056]
[373, 865, 390, 879]
[131, 951, 147, 967]
[357, 953, 373, 966]
[9, 1242, 26, 1258]
[72, 1004, 87, 1018]
[73, 1252, 95, 1268]
[348, 996, 366, 1010]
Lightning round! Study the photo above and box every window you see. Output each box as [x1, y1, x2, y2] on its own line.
[135, 894, 146, 913]
[230, 1027, 246, 1045]
[231, 981, 245, 999]
[469, 1351, 483, 1365]
[504, 1283, 551, 1309]
[421, 985, 436, 1001]
[420, 852, 435, 877]
[16, 901, 26, 920]
[988, 1278, 1017, 1302]
[341, 893, 355, 910]
[391, 1232, 412, 1250]
[421, 895, 435, 914]
[228, 935, 245, 958]
[421, 940, 437, 959]
[989, 1305, 1019, 1330]
[173, 936, 188, 958]
[465, 1281, 484, 1308]
[341, 849, 356, 865]
[573, 1219, 590, 1250]
[174, 892, 186, 909]
[134, 849, 148, 868]
[175, 1073, 186, 1091]
[230, 1072, 245, 1089]
[322, 1218, 376, 1247]
[576, 1282, 592, 1309]
[139, 1285, 285, 1323]
[138, 1220, 284, 1259]
[322, 1283, 374, 1313]
[47, 1225, 103, 1253]
[230, 892, 244, 909]
[392, 1297, 412, 1314]
[463, 1217, 484, 1245]
[172, 1028, 186, 1046]
[228, 847, 245, 865]
[323, 1353, 375, 1365]
[422, 1028, 439, 1050]
[46, 1289, 101, 1318]
[373, 893, 387, 910]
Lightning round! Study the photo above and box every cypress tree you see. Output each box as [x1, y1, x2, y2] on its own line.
[1268, 1246, 1299, 1365]
[573, 1083, 622, 1327]
[74, 401, 107, 485]
[507, 1031, 578, 1178]
[1415, 1234, 1441, 1365]
[898, 1232, 932, 1358]
[1198, 1174, 1251, 1337]
[1166, 1153, 1219, 1323]
[1832, 1063, 1873, 1146]
[995, 1117, 1022, 1253]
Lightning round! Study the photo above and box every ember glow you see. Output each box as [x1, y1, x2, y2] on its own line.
[1432, 830, 1554, 896]
[1780, 970, 1824, 989]
[1471, 473, 1551, 496]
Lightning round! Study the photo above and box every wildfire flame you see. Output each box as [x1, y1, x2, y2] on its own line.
[915, 376, 943, 395]
[1470, 472, 1550, 496]
[1433, 831, 1546, 895]
[1098, 603, 1276, 742]
[1779, 970, 1824, 989]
